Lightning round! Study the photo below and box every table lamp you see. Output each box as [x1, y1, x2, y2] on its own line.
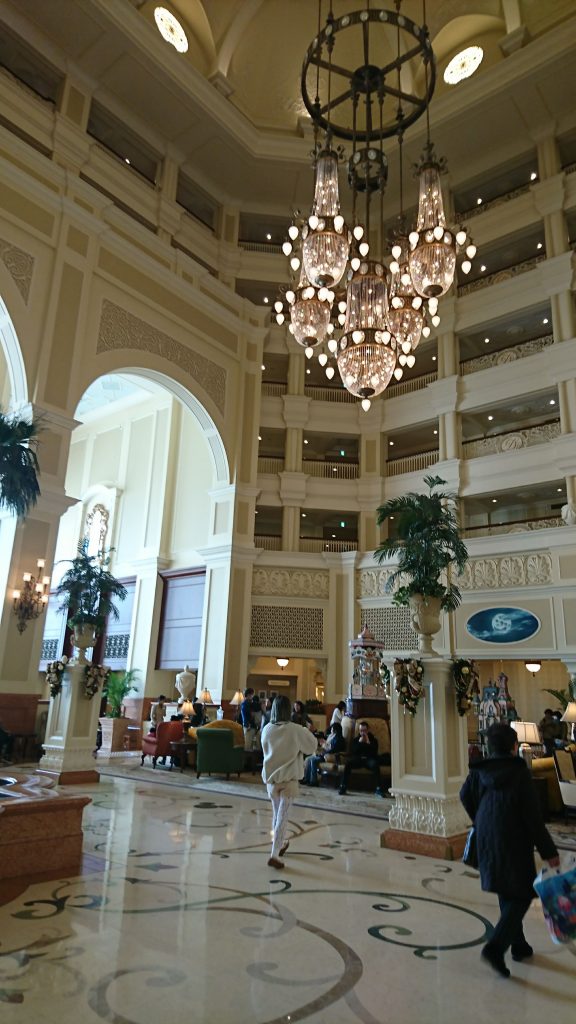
[561, 702, 576, 742]
[511, 721, 540, 765]
[181, 699, 194, 722]
[199, 687, 213, 705]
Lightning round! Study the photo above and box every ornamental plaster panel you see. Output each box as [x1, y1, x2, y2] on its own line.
[457, 552, 553, 591]
[460, 335, 553, 375]
[97, 299, 226, 414]
[252, 567, 329, 598]
[357, 568, 396, 598]
[0, 237, 34, 303]
[388, 793, 469, 837]
[463, 422, 560, 459]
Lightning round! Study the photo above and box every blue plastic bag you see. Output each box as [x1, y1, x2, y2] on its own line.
[533, 853, 576, 950]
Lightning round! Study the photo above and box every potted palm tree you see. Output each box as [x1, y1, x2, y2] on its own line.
[55, 541, 127, 658]
[374, 475, 469, 653]
[99, 669, 139, 754]
[0, 408, 41, 517]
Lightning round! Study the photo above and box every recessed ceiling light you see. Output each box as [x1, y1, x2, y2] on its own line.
[432, 355, 437, 361]
[476, 197, 483, 206]
[389, 516, 394, 521]
[484, 337, 490, 344]
[537, 242, 543, 250]
[480, 265, 486, 272]
[557, 488, 563, 493]
[301, 512, 306, 517]
[263, 297, 269, 304]
[154, 7, 189, 52]
[266, 233, 272, 240]
[306, 368, 311, 374]
[304, 439, 309, 444]
[543, 317, 549, 324]
[258, 435, 262, 441]
[550, 399, 556, 405]
[530, 172, 537, 181]
[261, 364, 265, 370]
[492, 498, 497, 503]
[124, 157, 131, 165]
[444, 46, 484, 85]
[433, 429, 438, 435]
[488, 415, 494, 421]
[331, 534, 336, 538]
[389, 440, 394, 446]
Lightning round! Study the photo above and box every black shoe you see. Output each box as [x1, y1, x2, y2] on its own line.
[511, 941, 533, 962]
[338, 787, 346, 795]
[481, 945, 510, 978]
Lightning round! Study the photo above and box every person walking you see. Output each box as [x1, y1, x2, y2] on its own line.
[240, 687, 257, 750]
[261, 694, 318, 869]
[460, 722, 559, 978]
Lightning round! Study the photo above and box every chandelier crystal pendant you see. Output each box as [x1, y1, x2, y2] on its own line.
[301, 147, 351, 288]
[277, 265, 333, 348]
[337, 261, 397, 399]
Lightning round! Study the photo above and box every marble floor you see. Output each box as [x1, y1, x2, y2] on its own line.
[1, 776, 575, 1024]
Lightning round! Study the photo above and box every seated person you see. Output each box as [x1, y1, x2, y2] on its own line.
[190, 701, 208, 728]
[291, 700, 314, 731]
[339, 721, 386, 797]
[303, 722, 346, 786]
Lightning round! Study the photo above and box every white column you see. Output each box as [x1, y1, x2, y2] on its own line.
[382, 657, 470, 859]
[38, 662, 104, 783]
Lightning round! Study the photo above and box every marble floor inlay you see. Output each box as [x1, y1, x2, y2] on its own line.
[1, 776, 575, 1024]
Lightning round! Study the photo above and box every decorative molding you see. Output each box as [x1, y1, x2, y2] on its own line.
[252, 567, 329, 598]
[0, 237, 34, 303]
[357, 568, 396, 598]
[460, 335, 554, 375]
[97, 299, 226, 414]
[250, 605, 323, 650]
[458, 254, 545, 296]
[104, 633, 130, 659]
[463, 421, 560, 459]
[388, 793, 470, 837]
[457, 552, 553, 591]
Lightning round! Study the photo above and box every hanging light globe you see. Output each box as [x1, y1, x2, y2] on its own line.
[408, 153, 456, 298]
[336, 261, 397, 398]
[286, 271, 332, 348]
[302, 147, 350, 288]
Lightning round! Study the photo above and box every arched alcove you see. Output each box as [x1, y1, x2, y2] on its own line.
[0, 293, 28, 410]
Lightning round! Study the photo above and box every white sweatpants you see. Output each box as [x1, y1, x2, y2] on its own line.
[267, 780, 298, 858]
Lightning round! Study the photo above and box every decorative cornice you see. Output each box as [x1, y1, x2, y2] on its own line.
[97, 299, 226, 414]
[457, 552, 553, 591]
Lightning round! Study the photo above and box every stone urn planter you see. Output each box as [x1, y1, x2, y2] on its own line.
[72, 624, 96, 664]
[408, 594, 443, 655]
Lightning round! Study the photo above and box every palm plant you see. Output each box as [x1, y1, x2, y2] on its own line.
[542, 678, 576, 711]
[374, 474, 469, 612]
[103, 669, 139, 718]
[55, 540, 127, 634]
[0, 409, 41, 517]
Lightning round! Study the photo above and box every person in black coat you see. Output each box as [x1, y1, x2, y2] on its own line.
[460, 722, 559, 978]
[338, 721, 386, 797]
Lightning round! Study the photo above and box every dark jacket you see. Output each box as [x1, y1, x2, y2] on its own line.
[240, 698, 254, 728]
[351, 732, 379, 760]
[324, 731, 346, 755]
[460, 755, 557, 899]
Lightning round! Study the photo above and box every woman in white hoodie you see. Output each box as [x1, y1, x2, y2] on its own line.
[261, 694, 318, 869]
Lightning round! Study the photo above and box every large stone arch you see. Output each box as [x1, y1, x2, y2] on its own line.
[0, 293, 28, 409]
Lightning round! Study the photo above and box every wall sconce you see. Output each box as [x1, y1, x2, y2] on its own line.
[276, 657, 289, 670]
[525, 660, 542, 676]
[13, 559, 50, 633]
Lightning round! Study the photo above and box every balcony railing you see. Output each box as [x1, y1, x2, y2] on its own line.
[261, 382, 288, 397]
[387, 450, 439, 476]
[239, 240, 283, 254]
[462, 421, 561, 459]
[299, 538, 358, 553]
[302, 460, 359, 479]
[458, 183, 531, 220]
[254, 535, 282, 550]
[457, 254, 545, 297]
[304, 384, 358, 404]
[463, 517, 563, 538]
[258, 456, 285, 474]
[460, 335, 554, 375]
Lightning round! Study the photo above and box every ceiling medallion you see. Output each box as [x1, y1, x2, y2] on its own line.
[154, 7, 189, 53]
[443, 46, 484, 85]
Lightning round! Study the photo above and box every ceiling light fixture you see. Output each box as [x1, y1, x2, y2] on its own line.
[525, 660, 541, 676]
[154, 7, 189, 53]
[443, 46, 484, 85]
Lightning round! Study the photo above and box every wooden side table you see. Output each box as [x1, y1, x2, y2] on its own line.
[169, 738, 196, 773]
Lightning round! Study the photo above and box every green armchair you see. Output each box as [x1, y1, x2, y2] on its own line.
[195, 726, 244, 779]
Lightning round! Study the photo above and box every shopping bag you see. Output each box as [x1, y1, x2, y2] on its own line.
[533, 853, 576, 950]
[462, 827, 478, 869]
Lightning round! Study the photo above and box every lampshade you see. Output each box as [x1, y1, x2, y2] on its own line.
[181, 699, 194, 719]
[525, 661, 542, 675]
[276, 657, 289, 669]
[230, 689, 244, 706]
[199, 687, 213, 704]
[561, 702, 576, 723]
[512, 721, 540, 745]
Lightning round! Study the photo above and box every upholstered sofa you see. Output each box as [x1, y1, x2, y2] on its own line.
[195, 724, 245, 779]
[532, 744, 576, 814]
[141, 720, 186, 768]
[319, 716, 391, 790]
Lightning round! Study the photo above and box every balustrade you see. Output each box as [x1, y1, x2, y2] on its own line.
[302, 460, 359, 479]
[299, 538, 358, 553]
[463, 517, 562, 538]
[458, 183, 531, 220]
[462, 421, 560, 459]
[458, 254, 545, 297]
[254, 535, 282, 550]
[257, 456, 285, 474]
[261, 382, 287, 397]
[387, 451, 439, 476]
[460, 335, 554, 375]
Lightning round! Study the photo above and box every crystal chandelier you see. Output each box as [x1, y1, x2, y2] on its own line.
[337, 260, 397, 399]
[301, 147, 351, 288]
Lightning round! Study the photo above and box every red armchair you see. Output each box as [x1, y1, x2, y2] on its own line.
[141, 720, 185, 768]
